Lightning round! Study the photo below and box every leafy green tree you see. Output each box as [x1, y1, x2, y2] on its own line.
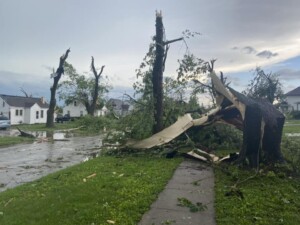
[58, 61, 110, 115]
[243, 67, 283, 104]
[176, 54, 218, 106]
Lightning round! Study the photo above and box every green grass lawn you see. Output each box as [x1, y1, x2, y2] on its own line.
[13, 121, 79, 132]
[0, 156, 182, 225]
[215, 165, 300, 225]
[283, 119, 300, 134]
[0, 136, 34, 147]
[285, 119, 300, 125]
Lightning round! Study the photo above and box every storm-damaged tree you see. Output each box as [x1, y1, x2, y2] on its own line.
[46, 48, 70, 128]
[58, 59, 109, 116]
[152, 11, 183, 133]
[130, 71, 286, 168]
[90, 57, 105, 115]
[177, 57, 286, 167]
[209, 73, 285, 167]
[243, 67, 284, 104]
[177, 53, 225, 106]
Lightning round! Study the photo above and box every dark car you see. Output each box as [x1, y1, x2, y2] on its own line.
[55, 114, 71, 123]
[0, 116, 11, 129]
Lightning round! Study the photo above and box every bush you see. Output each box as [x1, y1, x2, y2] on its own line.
[76, 115, 117, 133]
[287, 111, 300, 119]
[187, 123, 243, 151]
[281, 136, 300, 173]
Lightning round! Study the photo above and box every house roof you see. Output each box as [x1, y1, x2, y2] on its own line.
[285, 87, 300, 96]
[0, 94, 49, 108]
[107, 98, 130, 110]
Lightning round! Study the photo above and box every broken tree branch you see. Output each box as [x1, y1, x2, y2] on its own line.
[164, 37, 184, 45]
[46, 48, 71, 128]
[91, 56, 105, 78]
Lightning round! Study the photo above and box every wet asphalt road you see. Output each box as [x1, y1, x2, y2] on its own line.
[0, 135, 102, 192]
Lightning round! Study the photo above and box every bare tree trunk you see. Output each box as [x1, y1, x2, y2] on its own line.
[90, 57, 105, 116]
[46, 49, 70, 128]
[152, 12, 165, 133]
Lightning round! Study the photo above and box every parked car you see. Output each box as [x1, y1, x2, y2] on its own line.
[0, 116, 11, 129]
[55, 114, 71, 123]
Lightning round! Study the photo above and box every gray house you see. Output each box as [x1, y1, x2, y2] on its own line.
[107, 98, 132, 117]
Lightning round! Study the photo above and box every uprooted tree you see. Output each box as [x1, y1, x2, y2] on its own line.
[128, 72, 285, 167]
[46, 48, 70, 128]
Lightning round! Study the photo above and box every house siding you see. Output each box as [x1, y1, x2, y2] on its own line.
[0, 97, 10, 118]
[286, 96, 300, 111]
[63, 101, 108, 117]
[27, 104, 47, 124]
[63, 102, 87, 117]
[10, 106, 26, 124]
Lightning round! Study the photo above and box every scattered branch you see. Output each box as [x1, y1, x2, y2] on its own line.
[164, 37, 184, 45]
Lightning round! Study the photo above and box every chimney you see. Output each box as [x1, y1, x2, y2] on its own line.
[40, 97, 45, 104]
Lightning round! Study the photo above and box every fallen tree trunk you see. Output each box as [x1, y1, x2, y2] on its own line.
[17, 128, 35, 138]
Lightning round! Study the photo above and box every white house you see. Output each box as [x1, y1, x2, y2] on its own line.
[0, 94, 49, 124]
[63, 100, 108, 117]
[285, 87, 300, 111]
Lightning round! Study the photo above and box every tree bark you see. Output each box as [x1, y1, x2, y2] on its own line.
[46, 49, 70, 128]
[152, 12, 165, 133]
[90, 56, 105, 116]
[226, 87, 285, 167]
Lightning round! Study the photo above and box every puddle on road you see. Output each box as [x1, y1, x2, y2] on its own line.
[0, 129, 74, 140]
[0, 133, 103, 192]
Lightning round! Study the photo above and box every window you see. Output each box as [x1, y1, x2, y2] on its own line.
[67, 110, 70, 115]
[2, 101, 5, 107]
[36, 111, 39, 119]
[41, 110, 44, 118]
[74, 101, 77, 106]
[15, 109, 19, 116]
[80, 111, 83, 116]
[20, 110, 23, 116]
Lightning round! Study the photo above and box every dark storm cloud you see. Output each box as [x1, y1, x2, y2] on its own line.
[256, 50, 278, 59]
[242, 46, 257, 54]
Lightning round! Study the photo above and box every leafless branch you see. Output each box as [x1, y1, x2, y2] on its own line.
[162, 44, 170, 72]
[91, 56, 105, 78]
[207, 59, 217, 73]
[123, 93, 147, 107]
[59, 48, 71, 68]
[192, 79, 213, 89]
[20, 87, 30, 97]
[164, 37, 184, 45]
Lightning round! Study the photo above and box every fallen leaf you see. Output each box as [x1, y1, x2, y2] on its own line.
[83, 178, 87, 182]
[118, 174, 124, 177]
[107, 219, 115, 224]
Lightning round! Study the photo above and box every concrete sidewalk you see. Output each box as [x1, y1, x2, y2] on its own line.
[139, 159, 216, 225]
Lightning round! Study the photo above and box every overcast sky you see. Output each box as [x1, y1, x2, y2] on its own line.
[1, 0, 300, 103]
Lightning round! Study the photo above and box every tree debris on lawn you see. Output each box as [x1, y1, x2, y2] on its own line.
[126, 72, 285, 167]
